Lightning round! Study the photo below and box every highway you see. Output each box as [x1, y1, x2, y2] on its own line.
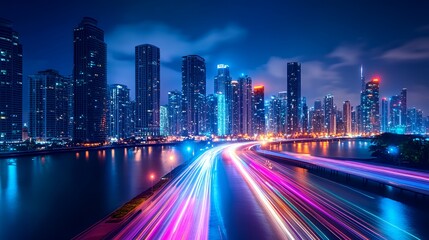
[110, 142, 427, 239]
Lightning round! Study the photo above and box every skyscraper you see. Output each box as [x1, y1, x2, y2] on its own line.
[359, 65, 366, 134]
[343, 100, 352, 135]
[214, 64, 233, 134]
[108, 84, 130, 139]
[278, 91, 287, 134]
[168, 91, 182, 136]
[324, 94, 334, 134]
[267, 95, 282, 135]
[301, 97, 308, 133]
[381, 98, 388, 133]
[400, 88, 407, 127]
[205, 94, 218, 135]
[363, 77, 380, 133]
[73, 17, 107, 143]
[253, 86, 265, 135]
[0, 18, 22, 141]
[231, 80, 240, 135]
[29, 70, 72, 140]
[160, 105, 168, 136]
[235, 74, 253, 136]
[135, 44, 160, 137]
[287, 62, 301, 135]
[311, 100, 324, 134]
[182, 55, 206, 136]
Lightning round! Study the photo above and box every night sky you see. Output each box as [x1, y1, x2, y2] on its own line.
[3, 0, 429, 123]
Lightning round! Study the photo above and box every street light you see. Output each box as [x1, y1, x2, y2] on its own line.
[150, 174, 154, 193]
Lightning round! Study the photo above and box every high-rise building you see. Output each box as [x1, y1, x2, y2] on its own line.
[278, 91, 287, 134]
[362, 77, 380, 133]
[343, 101, 352, 135]
[129, 101, 136, 136]
[267, 95, 282, 135]
[324, 94, 334, 135]
[311, 100, 324, 134]
[231, 80, 240, 135]
[235, 74, 253, 136]
[181, 55, 206, 136]
[389, 95, 401, 131]
[400, 88, 407, 127]
[29, 70, 72, 140]
[73, 17, 107, 143]
[253, 86, 265, 135]
[108, 84, 130, 139]
[287, 62, 301, 135]
[205, 94, 218, 135]
[160, 105, 168, 136]
[0, 18, 22, 141]
[381, 98, 388, 133]
[359, 65, 366, 134]
[301, 97, 308, 133]
[167, 91, 182, 136]
[217, 93, 226, 136]
[135, 44, 160, 137]
[214, 64, 233, 135]
[407, 108, 423, 134]
[351, 107, 358, 134]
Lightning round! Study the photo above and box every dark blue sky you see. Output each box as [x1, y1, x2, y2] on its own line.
[4, 0, 429, 122]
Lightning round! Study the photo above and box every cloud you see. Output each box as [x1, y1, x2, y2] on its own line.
[381, 37, 429, 61]
[327, 44, 362, 68]
[251, 55, 361, 107]
[105, 22, 246, 101]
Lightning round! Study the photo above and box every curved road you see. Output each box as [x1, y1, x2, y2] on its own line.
[110, 142, 427, 239]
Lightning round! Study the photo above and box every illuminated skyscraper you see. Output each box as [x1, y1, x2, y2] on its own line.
[205, 94, 218, 135]
[160, 106, 168, 136]
[73, 17, 107, 143]
[0, 18, 22, 141]
[214, 64, 233, 134]
[182, 55, 206, 136]
[253, 86, 265, 135]
[217, 93, 226, 136]
[108, 84, 130, 139]
[278, 91, 287, 134]
[267, 95, 282, 135]
[135, 44, 160, 137]
[381, 98, 388, 133]
[343, 100, 352, 135]
[311, 100, 324, 134]
[324, 94, 334, 134]
[235, 74, 253, 136]
[29, 70, 72, 140]
[400, 88, 407, 127]
[287, 62, 301, 135]
[301, 97, 308, 133]
[231, 80, 240, 135]
[363, 78, 380, 133]
[168, 91, 182, 136]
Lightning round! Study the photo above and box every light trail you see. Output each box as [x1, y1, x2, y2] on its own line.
[257, 148, 429, 195]
[223, 143, 422, 239]
[112, 145, 228, 240]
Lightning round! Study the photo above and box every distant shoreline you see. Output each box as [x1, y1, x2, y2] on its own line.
[0, 142, 182, 159]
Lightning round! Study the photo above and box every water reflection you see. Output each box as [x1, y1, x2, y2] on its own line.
[0, 144, 192, 239]
[277, 140, 372, 159]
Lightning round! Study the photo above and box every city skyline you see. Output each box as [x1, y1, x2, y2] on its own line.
[2, 1, 429, 123]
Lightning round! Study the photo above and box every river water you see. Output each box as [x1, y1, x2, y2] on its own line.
[0, 144, 197, 239]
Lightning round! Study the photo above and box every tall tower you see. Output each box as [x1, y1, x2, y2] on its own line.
[363, 77, 380, 133]
[0, 18, 22, 141]
[181, 55, 206, 136]
[29, 70, 72, 140]
[343, 100, 352, 135]
[167, 90, 182, 136]
[400, 88, 407, 127]
[359, 65, 366, 134]
[73, 17, 107, 143]
[324, 94, 334, 134]
[287, 62, 301, 135]
[135, 44, 161, 137]
[238, 74, 253, 136]
[108, 84, 130, 139]
[214, 64, 233, 134]
[381, 97, 388, 133]
[253, 86, 265, 135]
